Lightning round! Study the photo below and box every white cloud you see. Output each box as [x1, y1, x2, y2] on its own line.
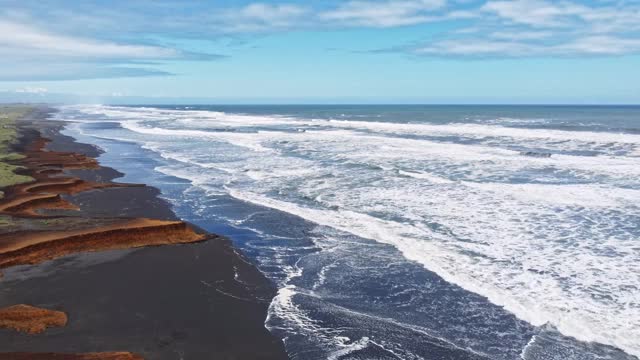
[217, 0, 449, 30]
[0, 20, 183, 60]
[237, 3, 307, 22]
[482, 0, 640, 31]
[0, 61, 173, 81]
[415, 35, 640, 57]
[0, 16, 222, 81]
[408, 0, 640, 57]
[219, 3, 308, 32]
[481, 0, 588, 27]
[320, 0, 446, 27]
[490, 30, 553, 40]
[14, 86, 48, 94]
[416, 39, 536, 56]
[562, 35, 640, 55]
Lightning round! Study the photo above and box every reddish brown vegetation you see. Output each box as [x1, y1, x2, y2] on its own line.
[0, 305, 67, 334]
[0, 138, 138, 217]
[0, 133, 206, 270]
[0, 218, 206, 269]
[0, 128, 205, 360]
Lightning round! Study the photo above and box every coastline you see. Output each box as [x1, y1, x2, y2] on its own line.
[0, 107, 287, 359]
[4, 104, 636, 359]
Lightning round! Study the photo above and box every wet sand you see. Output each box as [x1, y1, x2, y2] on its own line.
[0, 110, 287, 359]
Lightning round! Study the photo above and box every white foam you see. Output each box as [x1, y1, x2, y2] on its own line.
[61, 104, 640, 149]
[59, 104, 640, 357]
[121, 120, 273, 153]
[324, 118, 640, 146]
[327, 337, 371, 360]
[520, 335, 538, 359]
[227, 188, 640, 357]
[398, 170, 454, 184]
[463, 181, 640, 208]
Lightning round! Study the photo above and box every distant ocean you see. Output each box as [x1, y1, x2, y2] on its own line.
[55, 105, 640, 360]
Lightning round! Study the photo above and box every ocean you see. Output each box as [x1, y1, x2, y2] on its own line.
[54, 105, 640, 360]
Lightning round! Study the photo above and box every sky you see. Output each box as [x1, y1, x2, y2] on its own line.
[0, 0, 639, 104]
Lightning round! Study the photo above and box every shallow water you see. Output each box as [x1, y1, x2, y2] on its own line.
[55, 104, 640, 359]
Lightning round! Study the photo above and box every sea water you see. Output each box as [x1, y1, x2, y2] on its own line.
[55, 105, 640, 360]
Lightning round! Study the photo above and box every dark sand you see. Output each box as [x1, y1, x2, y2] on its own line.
[0, 113, 287, 359]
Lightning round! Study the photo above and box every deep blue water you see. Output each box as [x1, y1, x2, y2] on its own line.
[55, 105, 640, 360]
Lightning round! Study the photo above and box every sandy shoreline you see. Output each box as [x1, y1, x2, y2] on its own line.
[0, 107, 287, 359]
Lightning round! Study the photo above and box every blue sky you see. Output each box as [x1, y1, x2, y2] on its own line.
[0, 0, 639, 104]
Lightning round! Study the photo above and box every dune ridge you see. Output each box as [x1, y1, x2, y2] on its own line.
[0, 115, 211, 359]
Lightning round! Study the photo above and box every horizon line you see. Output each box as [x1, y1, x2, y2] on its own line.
[3, 102, 640, 107]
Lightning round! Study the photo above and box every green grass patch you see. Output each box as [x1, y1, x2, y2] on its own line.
[0, 105, 36, 197]
[0, 153, 26, 161]
[0, 215, 16, 228]
[0, 105, 32, 152]
[0, 162, 33, 188]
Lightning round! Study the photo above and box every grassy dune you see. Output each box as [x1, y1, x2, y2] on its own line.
[0, 106, 35, 196]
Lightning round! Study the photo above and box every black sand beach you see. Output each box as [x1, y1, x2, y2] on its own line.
[0, 109, 287, 359]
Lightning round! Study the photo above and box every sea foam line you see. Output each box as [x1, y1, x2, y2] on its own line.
[225, 187, 640, 358]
